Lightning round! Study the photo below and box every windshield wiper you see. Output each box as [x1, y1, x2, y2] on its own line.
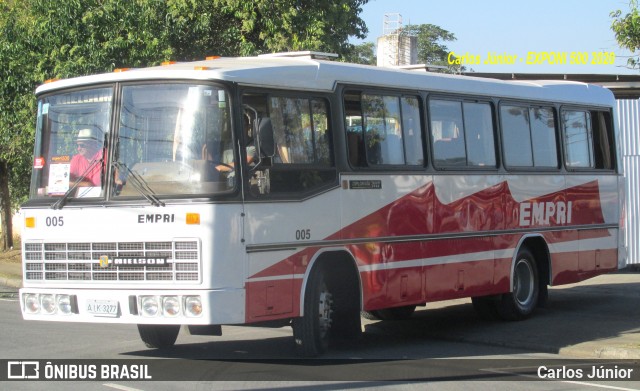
[113, 161, 165, 207]
[51, 158, 103, 210]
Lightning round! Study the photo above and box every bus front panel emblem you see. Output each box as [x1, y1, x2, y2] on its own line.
[99, 255, 110, 268]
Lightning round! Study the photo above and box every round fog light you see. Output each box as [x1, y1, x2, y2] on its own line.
[41, 294, 56, 314]
[140, 296, 159, 317]
[184, 296, 202, 317]
[24, 294, 40, 314]
[162, 296, 180, 317]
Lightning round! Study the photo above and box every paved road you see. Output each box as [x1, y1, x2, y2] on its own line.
[1, 274, 639, 390]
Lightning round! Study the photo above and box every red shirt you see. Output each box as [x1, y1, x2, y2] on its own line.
[70, 150, 103, 186]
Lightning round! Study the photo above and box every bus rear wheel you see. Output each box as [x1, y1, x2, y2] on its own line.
[496, 248, 539, 320]
[137, 324, 180, 348]
[292, 266, 333, 357]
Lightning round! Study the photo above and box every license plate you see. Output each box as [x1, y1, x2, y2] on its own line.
[86, 299, 119, 317]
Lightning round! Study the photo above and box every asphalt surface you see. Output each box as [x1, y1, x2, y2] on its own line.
[1, 256, 639, 359]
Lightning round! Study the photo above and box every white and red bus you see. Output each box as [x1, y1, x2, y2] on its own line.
[19, 52, 626, 356]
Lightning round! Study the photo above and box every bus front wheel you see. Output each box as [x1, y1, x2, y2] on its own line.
[292, 266, 333, 357]
[137, 324, 180, 349]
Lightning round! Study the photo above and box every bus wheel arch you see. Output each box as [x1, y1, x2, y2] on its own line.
[292, 249, 362, 356]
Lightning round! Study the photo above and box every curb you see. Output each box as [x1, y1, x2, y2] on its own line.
[558, 344, 640, 359]
[593, 347, 640, 359]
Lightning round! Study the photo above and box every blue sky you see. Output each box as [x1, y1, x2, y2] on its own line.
[353, 0, 637, 74]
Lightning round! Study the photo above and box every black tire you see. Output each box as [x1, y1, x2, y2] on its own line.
[137, 324, 180, 349]
[495, 248, 539, 321]
[537, 278, 549, 308]
[330, 294, 361, 340]
[471, 296, 500, 321]
[292, 266, 334, 357]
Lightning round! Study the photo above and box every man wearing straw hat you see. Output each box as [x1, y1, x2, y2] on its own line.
[70, 127, 104, 187]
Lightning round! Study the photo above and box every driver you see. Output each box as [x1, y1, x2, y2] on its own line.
[70, 127, 103, 186]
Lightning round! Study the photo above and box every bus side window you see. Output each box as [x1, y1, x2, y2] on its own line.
[501, 104, 557, 169]
[402, 96, 425, 166]
[242, 92, 335, 196]
[529, 107, 558, 168]
[501, 105, 534, 167]
[430, 99, 467, 167]
[463, 102, 496, 167]
[561, 109, 615, 171]
[344, 91, 365, 167]
[268, 96, 328, 165]
[344, 91, 424, 168]
[562, 110, 593, 168]
[591, 111, 615, 170]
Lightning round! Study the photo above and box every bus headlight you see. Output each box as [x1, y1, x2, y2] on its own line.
[57, 295, 73, 315]
[184, 296, 202, 317]
[162, 296, 181, 317]
[24, 294, 40, 314]
[140, 296, 159, 317]
[41, 294, 56, 314]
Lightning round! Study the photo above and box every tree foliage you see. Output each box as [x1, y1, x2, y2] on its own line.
[0, 0, 39, 249]
[0, 0, 369, 249]
[611, 0, 640, 69]
[343, 42, 377, 65]
[402, 24, 456, 66]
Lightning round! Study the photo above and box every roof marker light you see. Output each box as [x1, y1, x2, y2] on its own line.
[113, 68, 130, 73]
[206, 56, 220, 60]
[194, 66, 209, 71]
[161, 61, 176, 66]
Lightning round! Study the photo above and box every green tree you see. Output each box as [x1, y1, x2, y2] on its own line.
[402, 24, 456, 65]
[611, 0, 640, 69]
[343, 42, 376, 65]
[0, 0, 39, 250]
[0, 0, 369, 250]
[209, 0, 368, 57]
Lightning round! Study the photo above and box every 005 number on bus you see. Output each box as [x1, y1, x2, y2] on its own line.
[45, 216, 64, 227]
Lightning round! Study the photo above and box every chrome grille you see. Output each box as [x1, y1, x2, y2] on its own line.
[23, 240, 201, 283]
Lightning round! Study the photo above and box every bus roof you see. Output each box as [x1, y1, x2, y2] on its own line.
[36, 55, 615, 107]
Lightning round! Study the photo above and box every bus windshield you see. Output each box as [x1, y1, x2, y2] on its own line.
[29, 83, 234, 201]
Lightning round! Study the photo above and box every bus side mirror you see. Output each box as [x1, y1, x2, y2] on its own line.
[256, 117, 275, 158]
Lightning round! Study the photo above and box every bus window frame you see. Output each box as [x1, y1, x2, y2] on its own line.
[427, 94, 499, 172]
[560, 105, 618, 174]
[111, 80, 240, 202]
[26, 83, 116, 208]
[498, 100, 561, 172]
[239, 87, 339, 201]
[342, 87, 427, 172]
